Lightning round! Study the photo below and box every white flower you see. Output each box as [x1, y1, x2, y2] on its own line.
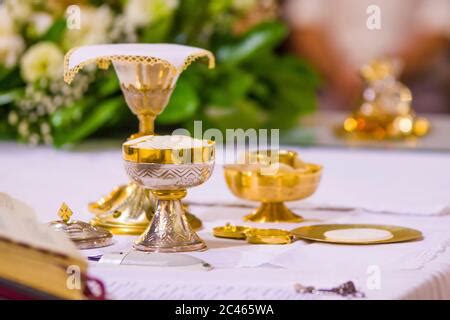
[4, 0, 33, 24]
[125, 0, 179, 27]
[0, 5, 25, 67]
[30, 12, 53, 36]
[110, 14, 138, 42]
[0, 35, 25, 68]
[40, 122, 51, 135]
[64, 5, 114, 49]
[28, 133, 40, 145]
[18, 120, 29, 137]
[8, 111, 18, 125]
[20, 42, 64, 83]
[0, 5, 15, 36]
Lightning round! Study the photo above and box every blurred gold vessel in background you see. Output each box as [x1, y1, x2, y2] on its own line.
[339, 58, 430, 140]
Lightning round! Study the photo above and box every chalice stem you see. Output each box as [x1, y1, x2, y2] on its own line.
[138, 114, 156, 136]
[244, 202, 303, 223]
[134, 190, 206, 252]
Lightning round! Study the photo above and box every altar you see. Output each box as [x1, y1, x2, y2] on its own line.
[2, 140, 450, 300]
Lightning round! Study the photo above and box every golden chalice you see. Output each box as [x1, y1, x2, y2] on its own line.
[224, 150, 322, 223]
[63, 44, 215, 235]
[123, 135, 215, 252]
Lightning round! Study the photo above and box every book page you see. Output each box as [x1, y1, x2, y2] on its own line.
[0, 193, 83, 260]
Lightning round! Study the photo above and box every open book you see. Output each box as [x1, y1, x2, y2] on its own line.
[0, 193, 97, 299]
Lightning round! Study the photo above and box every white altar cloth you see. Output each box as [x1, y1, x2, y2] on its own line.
[1, 141, 450, 299]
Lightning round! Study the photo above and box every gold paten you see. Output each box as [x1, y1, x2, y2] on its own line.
[213, 223, 421, 245]
[339, 58, 430, 140]
[49, 203, 113, 249]
[212, 224, 293, 244]
[213, 223, 250, 240]
[246, 228, 294, 245]
[64, 46, 215, 235]
[291, 224, 422, 245]
[224, 150, 322, 223]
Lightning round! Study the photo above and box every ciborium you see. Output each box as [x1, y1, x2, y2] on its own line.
[224, 150, 322, 223]
[123, 135, 215, 252]
[64, 44, 215, 235]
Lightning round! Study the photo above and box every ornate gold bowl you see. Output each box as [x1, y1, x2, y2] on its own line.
[224, 150, 322, 223]
[123, 135, 215, 252]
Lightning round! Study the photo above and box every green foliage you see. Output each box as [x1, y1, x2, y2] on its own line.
[157, 78, 200, 125]
[39, 19, 66, 44]
[170, 21, 321, 132]
[52, 97, 124, 147]
[216, 22, 288, 64]
[0, 1, 320, 146]
[0, 67, 24, 91]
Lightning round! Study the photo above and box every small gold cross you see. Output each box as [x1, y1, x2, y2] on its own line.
[58, 202, 73, 223]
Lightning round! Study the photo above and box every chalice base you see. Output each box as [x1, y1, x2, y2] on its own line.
[134, 198, 207, 253]
[244, 202, 303, 223]
[89, 183, 202, 235]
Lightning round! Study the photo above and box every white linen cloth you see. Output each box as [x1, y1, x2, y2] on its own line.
[1, 142, 450, 299]
[64, 43, 214, 83]
[66, 43, 213, 70]
[3, 142, 447, 218]
[84, 206, 450, 300]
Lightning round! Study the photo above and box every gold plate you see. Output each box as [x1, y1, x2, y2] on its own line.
[213, 224, 250, 240]
[291, 224, 422, 245]
[246, 228, 294, 245]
